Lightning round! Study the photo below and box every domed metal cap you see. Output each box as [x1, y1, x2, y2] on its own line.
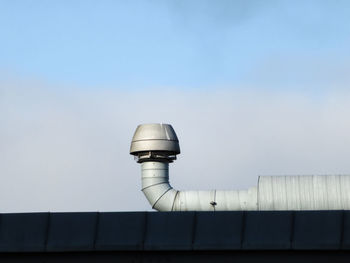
[130, 123, 180, 155]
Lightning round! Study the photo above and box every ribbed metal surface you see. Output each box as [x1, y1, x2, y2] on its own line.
[258, 175, 350, 210]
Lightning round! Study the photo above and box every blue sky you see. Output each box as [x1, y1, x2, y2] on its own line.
[1, 1, 350, 212]
[1, 0, 350, 89]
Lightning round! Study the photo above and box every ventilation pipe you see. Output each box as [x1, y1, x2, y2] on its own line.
[130, 123, 350, 211]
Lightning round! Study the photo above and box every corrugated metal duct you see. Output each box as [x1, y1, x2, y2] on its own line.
[130, 123, 350, 211]
[258, 175, 350, 210]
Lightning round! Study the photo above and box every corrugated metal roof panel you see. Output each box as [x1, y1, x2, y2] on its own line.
[292, 211, 343, 249]
[46, 212, 98, 252]
[193, 211, 243, 250]
[0, 213, 48, 252]
[95, 212, 145, 251]
[243, 211, 293, 250]
[1, 211, 350, 252]
[144, 212, 195, 251]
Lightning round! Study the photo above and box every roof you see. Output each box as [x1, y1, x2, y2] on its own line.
[0, 211, 349, 252]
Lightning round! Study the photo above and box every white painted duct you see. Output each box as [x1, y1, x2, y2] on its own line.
[140, 161, 257, 211]
[130, 124, 350, 211]
[258, 175, 350, 210]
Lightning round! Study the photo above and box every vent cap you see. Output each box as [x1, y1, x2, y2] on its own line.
[130, 124, 180, 162]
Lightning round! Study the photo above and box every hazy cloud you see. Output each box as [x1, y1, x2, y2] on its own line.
[1, 77, 350, 212]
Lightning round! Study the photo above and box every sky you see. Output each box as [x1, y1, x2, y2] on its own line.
[1, 0, 350, 212]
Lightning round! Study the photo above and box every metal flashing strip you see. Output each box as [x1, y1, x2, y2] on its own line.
[0, 211, 350, 252]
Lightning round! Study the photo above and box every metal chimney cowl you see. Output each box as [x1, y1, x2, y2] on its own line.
[130, 123, 180, 163]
